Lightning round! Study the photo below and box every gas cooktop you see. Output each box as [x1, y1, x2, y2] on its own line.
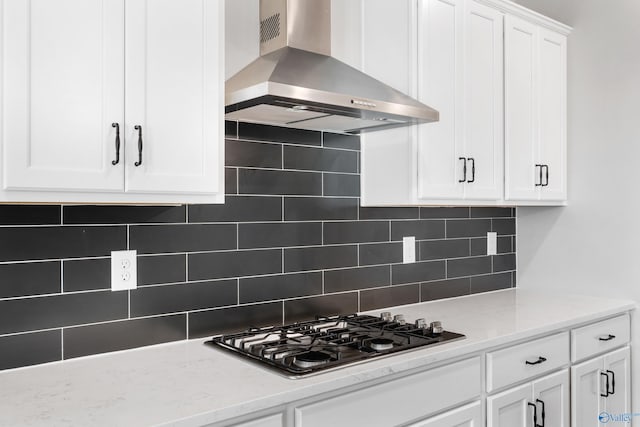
[205, 313, 465, 378]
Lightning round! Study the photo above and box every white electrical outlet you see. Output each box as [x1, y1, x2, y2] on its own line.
[402, 236, 416, 264]
[487, 232, 497, 255]
[111, 250, 137, 291]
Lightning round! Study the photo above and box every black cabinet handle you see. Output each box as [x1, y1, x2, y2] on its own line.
[525, 356, 547, 365]
[536, 399, 546, 427]
[458, 157, 467, 183]
[111, 123, 120, 166]
[467, 158, 475, 183]
[542, 165, 549, 187]
[134, 125, 143, 167]
[599, 334, 616, 341]
[535, 164, 543, 186]
[601, 371, 610, 397]
[606, 370, 616, 395]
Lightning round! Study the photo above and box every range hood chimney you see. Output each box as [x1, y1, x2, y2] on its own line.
[225, 0, 439, 135]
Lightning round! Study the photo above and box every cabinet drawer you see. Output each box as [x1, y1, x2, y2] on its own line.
[229, 414, 283, 427]
[571, 314, 630, 362]
[294, 357, 481, 427]
[486, 332, 569, 392]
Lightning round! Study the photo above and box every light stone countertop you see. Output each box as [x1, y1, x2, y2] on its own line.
[0, 289, 635, 427]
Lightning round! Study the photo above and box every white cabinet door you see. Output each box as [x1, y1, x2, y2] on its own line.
[410, 401, 482, 427]
[538, 28, 567, 201]
[488, 382, 532, 427]
[571, 356, 604, 427]
[125, 0, 223, 195]
[533, 370, 570, 427]
[603, 347, 631, 420]
[462, 0, 503, 200]
[505, 15, 567, 203]
[504, 14, 538, 201]
[359, 0, 419, 206]
[2, 0, 125, 192]
[417, 0, 465, 200]
[571, 347, 631, 427]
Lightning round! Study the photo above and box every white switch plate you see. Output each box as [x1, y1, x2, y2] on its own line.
[111, 250, 137, 291]
[402, 236, 416, 264]
[487, 232, 497, 255]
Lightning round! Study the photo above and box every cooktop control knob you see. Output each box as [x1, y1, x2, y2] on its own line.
[415, 318, 427, 329]
[380, 312, 392, 322]
[430, 321, 443, 335]
[393, 314, 406, 325]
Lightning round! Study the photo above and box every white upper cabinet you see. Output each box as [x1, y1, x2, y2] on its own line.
[357, 0, 569, 207]
[505, 14, 567, 203]
[416, 0, 464, 200]
[0, 0, 224, 204]
[3, 0, 125, 193]
[125, 0, 223, 195]
[416, 0, 503, 201]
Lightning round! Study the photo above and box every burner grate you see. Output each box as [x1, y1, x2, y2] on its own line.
[205, 314, 465, 378]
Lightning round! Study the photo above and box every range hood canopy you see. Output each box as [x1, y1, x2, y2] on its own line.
[225, 0, 439, 135]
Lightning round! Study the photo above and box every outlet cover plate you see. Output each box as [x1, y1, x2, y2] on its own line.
[487, 232, 497, 255]
[403, 236, 416, 264]
[111, 250, 137, 291]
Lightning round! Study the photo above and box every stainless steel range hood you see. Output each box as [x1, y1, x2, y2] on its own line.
[225, 0, 439, 135]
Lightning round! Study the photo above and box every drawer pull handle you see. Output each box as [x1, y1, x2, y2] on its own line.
[111, 123, 121, 165]
[606, 369, 616, 395]
[525, 356, 547, 366]
[528, 400, 545, 427]
[599, 334, 616, 341]
[134, 125, 143, 167]
[467, 157, 475, 183]
[459, 157, 467, 183]
[600, 371, 610, 397]
[537, 399, 546, 427]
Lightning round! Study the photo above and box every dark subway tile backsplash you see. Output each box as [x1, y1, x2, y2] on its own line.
[63, 258, 110, 292]
[323, 173, 360, 197]
[0, 226, 126, 262]
[130, 280, 237, 317]
[63, 205, 185, 224]
[238, 169, 322, 196]
[360, 284, 420, 312]
[130, 224, 237, 254]
[0, 261, 60, 298]
[284, 197, 358, 221]
[0, 205, 61, 225]
[283, 145, 358, 173]
[188, 249, 282, 281]
[188, 196, 282, 223]
[0, 121, 516, 371]
[0, 291, 127, 335]
[0, 330, 61, 371]
[64, 316, 186, 359]
[238, 222, 322, 249]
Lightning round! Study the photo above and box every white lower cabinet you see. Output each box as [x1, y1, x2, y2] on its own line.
[571, 346, 631, 427]
[409, 401, 482, 427]
[294, 357, 481, 427]
[488, 370, 569, 427]
[221, 313, 631, 427]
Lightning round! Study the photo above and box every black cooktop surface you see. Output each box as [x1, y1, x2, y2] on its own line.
[205, 314, 465, 378]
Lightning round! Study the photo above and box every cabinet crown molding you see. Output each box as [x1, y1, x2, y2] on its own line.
[474, 0, 572, 35]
